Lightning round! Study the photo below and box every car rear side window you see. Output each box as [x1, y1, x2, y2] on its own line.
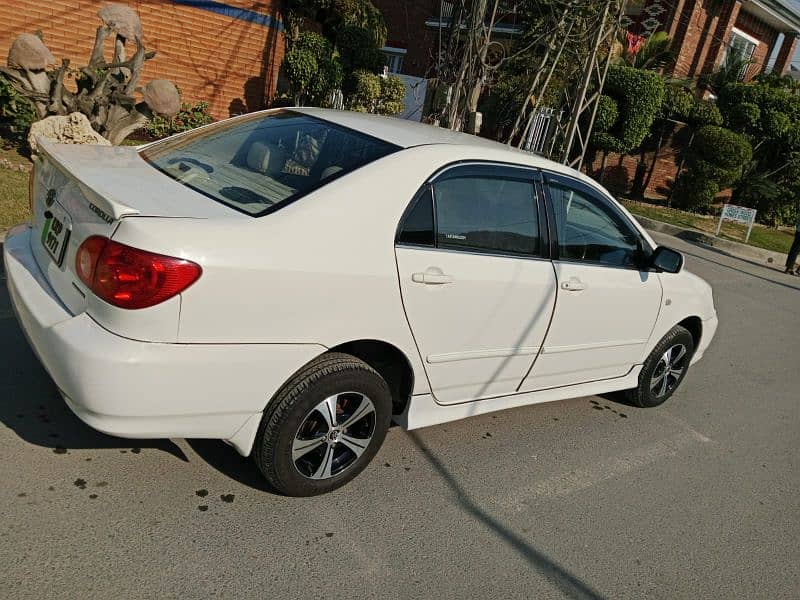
[398, 187, 435, 246]
[140, 111, 399, 217]
[433, 175, 539, 256]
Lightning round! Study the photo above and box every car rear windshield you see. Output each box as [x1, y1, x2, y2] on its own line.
[140, 111, 399, 216]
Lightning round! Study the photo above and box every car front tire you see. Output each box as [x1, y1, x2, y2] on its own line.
[254, 352, 392, 496]
[625, 325, 695, 408]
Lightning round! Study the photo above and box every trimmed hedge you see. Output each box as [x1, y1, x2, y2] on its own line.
[673, 125, 752, 210]
[591, 64, 665, 153]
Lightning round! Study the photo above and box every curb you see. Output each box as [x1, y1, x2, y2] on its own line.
[634, 215, 788, 267]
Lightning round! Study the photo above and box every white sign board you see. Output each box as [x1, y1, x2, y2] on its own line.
[716, 203, 757, 243]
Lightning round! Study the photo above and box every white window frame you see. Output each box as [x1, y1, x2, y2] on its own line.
[725, 27, 760, 80]
[381, 46, 406, 74]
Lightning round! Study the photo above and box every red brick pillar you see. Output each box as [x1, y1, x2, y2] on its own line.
[773, 33, 799, 75]
[702, 0, 742, 74]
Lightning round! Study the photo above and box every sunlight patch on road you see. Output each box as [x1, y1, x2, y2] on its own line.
[499, 430, 711, 511]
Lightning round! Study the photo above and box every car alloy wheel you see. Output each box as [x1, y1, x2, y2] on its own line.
[649, 343, 688, 399]
[292, 392, 376, 480]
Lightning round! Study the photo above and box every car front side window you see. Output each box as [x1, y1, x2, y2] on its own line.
[548, 179, 642, 268]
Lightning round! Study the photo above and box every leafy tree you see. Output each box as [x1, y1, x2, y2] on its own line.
[280, 0, 392, 108]
[715, 78, 800, 225]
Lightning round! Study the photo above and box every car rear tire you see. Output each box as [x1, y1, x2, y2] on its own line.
[254, 352, 392, 496]
[625, 325, 695, 408]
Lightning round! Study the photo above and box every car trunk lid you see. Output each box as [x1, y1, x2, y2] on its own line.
[29, 138, 241, 315]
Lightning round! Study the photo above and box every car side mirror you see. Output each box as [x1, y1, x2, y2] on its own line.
[651, 246, 684, 273]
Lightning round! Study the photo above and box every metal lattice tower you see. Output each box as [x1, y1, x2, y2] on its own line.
[557, 0, 625, 170]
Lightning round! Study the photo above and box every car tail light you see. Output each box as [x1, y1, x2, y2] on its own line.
[75, 236, 202, 309]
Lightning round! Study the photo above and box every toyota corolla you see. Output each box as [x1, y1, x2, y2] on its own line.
[4, 108, 718, 496]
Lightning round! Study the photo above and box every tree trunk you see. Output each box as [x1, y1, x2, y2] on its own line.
[667, 130, 695, 207]
[598, 151, 609, 184]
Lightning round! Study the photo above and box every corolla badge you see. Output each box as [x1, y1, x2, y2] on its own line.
[45, 188, 56, 208]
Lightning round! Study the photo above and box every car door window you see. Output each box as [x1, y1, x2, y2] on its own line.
[433, 175, 539, 256]
[397, 187, 435, 247]
[548, 181, 640, 268]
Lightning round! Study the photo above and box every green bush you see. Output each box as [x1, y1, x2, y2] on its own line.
[590, 64, 665, 153]
[348, 70, 381, 112]
[594, 95, 619, 132]
[282, 31, 344, 105]
[347, 70, 404, 115]
[377, 74, 405, 115]
[687, 99, 723, 128]
[144, 100, 214, 138]
[673, 125, 752, 210]
[283, 47, 318, 94]
[724, 101, 760, 133]
[337, 24, 385, 73]
[672, 172, 719, 211]
[660, 85, 694, 121]
[0, 75, 36, 148]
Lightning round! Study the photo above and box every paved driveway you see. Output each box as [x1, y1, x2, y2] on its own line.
[1, 233, 798, 599]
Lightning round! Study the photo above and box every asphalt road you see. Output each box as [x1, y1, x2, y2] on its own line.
[1, 232, 798, 599]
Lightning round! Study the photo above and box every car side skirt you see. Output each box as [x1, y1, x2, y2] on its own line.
[395, 367, 643, 430]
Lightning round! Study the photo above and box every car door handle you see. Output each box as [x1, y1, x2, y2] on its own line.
[412, 269, 453, 285]
[561, 278, 587, 291]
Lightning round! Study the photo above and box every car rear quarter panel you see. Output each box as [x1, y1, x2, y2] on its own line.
[112, 147, 505, 395]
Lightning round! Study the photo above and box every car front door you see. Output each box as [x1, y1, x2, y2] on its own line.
[519, 172, 662, 391]
[395, 164, 557, 405]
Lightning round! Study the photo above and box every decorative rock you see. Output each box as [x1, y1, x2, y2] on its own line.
[7, 33, 56, 70]
[142, 79, 181, 117]
[98, 4, 143, 42]
[28, 113, 110, 153]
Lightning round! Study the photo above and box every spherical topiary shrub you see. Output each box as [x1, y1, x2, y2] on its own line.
[590, 64, 665, 154]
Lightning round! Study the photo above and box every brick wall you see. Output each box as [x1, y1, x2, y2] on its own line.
[372, 0, 439, 77]
[668, 0, 782, 80]
[589, 124, 728, 201]
[773, 33, 799, 74]
[0, 1, 284, 120]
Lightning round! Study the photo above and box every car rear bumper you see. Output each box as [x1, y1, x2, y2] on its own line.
[4, 225, 325, 454]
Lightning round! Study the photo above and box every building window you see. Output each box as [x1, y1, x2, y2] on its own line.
[381, 46, 406, 74]
[725, 27, 759, 81]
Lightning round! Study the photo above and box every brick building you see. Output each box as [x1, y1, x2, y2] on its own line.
[0, 1, 284, 120]
[596, 0, 800, 199]
[632, 0, 800, 81]
[371, 0, 524, 77]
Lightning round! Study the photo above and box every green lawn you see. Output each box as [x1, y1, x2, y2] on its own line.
[0, 144, 31, 234]
[622, 200, 795, 254]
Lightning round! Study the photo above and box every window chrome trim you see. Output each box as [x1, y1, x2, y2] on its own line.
[395, 243, 554, 263]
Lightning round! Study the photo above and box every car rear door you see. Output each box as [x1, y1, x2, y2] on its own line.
[519, 172, 662, 392]
[394, 164, 557, 405]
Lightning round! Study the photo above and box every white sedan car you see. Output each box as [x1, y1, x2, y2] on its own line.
[4, 108, 717, 496]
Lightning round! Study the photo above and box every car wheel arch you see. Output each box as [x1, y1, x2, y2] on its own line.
[677, 316, 702, 350]
[327, 339, 415, 416]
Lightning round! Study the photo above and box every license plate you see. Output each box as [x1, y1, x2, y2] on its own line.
[41, 202, 72, 267]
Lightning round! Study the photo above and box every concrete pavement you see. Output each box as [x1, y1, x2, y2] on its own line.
[0, 232, 798, 599]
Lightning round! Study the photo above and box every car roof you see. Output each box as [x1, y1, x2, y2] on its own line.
[293, 107, 510, 150]
[290, 107, 603, 195]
